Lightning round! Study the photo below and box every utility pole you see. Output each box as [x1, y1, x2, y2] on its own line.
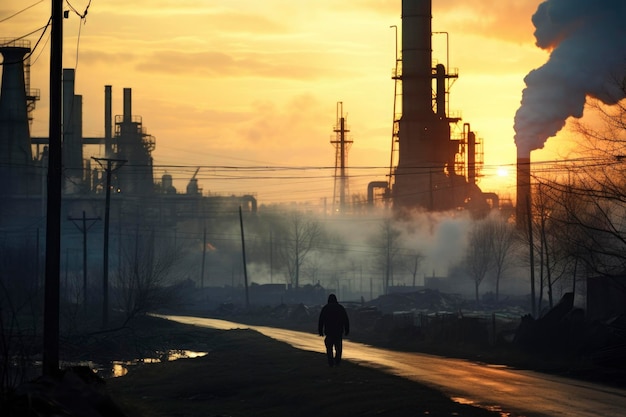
[68, 211, 100, 309]
[200, 226, 206, 288]
[42, 0, 63, 377]
[92, 157, 126, 328]
[526, 196, 537, 317]
[239, 206, 249, 309]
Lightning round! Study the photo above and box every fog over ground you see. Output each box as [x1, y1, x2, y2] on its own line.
[197, 207, 530, 301]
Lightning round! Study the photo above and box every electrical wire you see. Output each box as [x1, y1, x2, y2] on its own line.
[61, 0, 93, 153]
[0, 17, 52, 65]
[66, 0, 91, 19]
[30, 28, 50, 65]
[0, 1, 44, 24]
[66, 0, 92, 70]
[72, 12, 84, 70]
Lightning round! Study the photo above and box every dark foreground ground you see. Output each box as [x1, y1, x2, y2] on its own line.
[5, 310, 623, 417]
[105, 315, 501, 417]
[4, 314, 502, 416]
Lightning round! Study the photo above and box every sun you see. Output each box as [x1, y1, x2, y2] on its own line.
[496, 167, 509, 177]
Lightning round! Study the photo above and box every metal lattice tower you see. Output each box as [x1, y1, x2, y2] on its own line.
[330, 102, 352, 214]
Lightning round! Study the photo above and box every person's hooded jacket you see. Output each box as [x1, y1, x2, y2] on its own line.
[318, 294, 350, 338]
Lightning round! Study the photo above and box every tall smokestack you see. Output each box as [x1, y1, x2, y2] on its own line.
[393, 0, 450, 209]
[104, 85, 112, 157]
[401, 0, 432, 124]
[514, 0, 626, 227]
[123, 87, 132, 122]
[0, 43, 34, 195]
[62, 68, 83, 183]
[392, 0, 485, 212]
[516, 149, 531, 228]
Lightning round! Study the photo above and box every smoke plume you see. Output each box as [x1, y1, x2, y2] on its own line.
[514, 0, 626, 155]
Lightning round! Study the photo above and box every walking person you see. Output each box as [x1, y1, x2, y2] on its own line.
[318, 293, 350, 367]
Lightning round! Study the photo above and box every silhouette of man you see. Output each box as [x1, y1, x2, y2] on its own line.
[318, 293, 350, 367]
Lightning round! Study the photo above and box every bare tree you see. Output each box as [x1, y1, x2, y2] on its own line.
[302, 256, 322, 287]
[487, 212, 517, 302]
[115, 228, 186, 322]
[530, 94, 626, 281]
[401, 249, 424, 288]
[465, 218, 495, 304]
[370, 218, 402, 295]
[513, 82, 626, 318]
[278, 211, 322, 289]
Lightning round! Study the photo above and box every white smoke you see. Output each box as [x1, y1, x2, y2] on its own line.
[514, 0, 626, 155]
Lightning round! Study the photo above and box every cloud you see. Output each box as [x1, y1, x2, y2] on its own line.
[236, 94, 328, 149]
[133, 49, 338, 80]
[434, 0, 541, 44]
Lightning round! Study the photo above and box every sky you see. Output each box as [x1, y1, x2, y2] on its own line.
[2, 0, 574, 209]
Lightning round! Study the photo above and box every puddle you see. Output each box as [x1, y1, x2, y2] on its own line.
[9, 350, 209, 381]
[97, 350, 209, 378]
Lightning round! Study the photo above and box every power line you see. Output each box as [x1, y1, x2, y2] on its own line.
[66, 0, 92, 71]
[0, 17, 53, 65]
[0, 1, 44, 24]
[66, 0, 91, 19]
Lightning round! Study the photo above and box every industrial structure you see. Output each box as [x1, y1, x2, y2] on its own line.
[1, 0, 510, 229]
[0, 40, 40, 197]
[372, 0, 499, 215]
[330, 102, 352, 214]
[0, 41, 257, 234]
[1, 0, 506, 229]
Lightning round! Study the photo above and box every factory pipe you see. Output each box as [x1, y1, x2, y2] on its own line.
[368, 181, 389, 205]
[467, 125, 476, 185]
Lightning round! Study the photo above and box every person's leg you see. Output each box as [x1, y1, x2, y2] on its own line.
[334, 337, 343, 366]
[324, 336, 334, 367]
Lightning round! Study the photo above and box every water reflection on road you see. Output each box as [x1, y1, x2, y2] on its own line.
[159, 314, 626, 417]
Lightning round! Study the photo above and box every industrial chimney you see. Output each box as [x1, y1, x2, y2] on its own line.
[390, 0, 490, 214]
[393, 0, 447, 210]
[114, 88, 156, 195]
[516, 149, 531, 227]
[62, 68, 84, 190]
[0, 41, 35, 195]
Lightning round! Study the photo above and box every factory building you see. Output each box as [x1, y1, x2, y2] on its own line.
[0, 40, 256, 236]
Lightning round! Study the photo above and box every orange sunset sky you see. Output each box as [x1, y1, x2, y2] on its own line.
[2, 0, 582, 208]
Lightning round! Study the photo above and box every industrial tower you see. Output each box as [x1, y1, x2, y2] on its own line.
[388, 0, 494, 215]
[0, 39, 40, 197]
[330, 102, 352, 214]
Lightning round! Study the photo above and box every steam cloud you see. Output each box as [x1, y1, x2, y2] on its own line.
[514, 0, 626, 155]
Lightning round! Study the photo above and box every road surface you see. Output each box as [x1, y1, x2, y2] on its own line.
[159, 314, 626, 417]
